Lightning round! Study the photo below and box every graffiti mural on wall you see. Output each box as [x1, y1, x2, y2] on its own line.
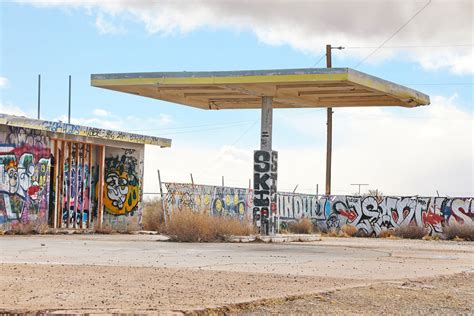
[278, 193, 473, 236]
[61, 144, 94, 226]
[165, 183, 253, 220]
[0, 127, 50, 225]
[104, 148, 140, 216]
[165, 183, 473, 236]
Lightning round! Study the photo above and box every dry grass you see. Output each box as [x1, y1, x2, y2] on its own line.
[442, 223, 474, 241]
[394, 225, 427, 239]
[378, 230, 396, 238]
[163, 209, 255, 242]
[5, 219, 51, 235]
[142, 198, 166, 232]
[287, 218, 314, 234]
[341, 225, 358, 237]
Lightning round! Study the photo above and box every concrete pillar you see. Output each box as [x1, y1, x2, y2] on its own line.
[260, 96, 273, 150]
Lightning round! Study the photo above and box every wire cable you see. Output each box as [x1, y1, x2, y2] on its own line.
[354, 0, 432, 68]
[346, 44, 472, 49]
[311, 53, 326, 67]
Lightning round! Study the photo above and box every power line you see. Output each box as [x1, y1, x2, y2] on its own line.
[354, 0, 432, 68]
[125, 119, 254, 132]
[346, 44, 472, 49]
[148, 121, 255, 136]
[312, 53, 326, 67]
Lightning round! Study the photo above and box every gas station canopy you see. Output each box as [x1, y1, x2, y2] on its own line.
[91, 68, 430, 109]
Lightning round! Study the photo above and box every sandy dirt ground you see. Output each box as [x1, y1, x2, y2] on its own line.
[233, 272, 474, 315]
[0, 235, 472, 314]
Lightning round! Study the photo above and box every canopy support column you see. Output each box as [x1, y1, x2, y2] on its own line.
[260, 96, 273, 151]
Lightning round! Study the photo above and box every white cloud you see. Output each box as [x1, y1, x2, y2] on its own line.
[0, 103, 28, 116]
[0, 77, 9, 88]
[16, 0, 474, 74]
[158, 113, 172, 125]
[95, 13, 124, 35]
[93, 108, 111, 117]
[144, 95, 473, 197]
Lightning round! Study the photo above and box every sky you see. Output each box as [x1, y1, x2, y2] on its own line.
[0, 0, 473, 197]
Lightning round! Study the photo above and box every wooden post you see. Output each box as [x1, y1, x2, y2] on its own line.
[222, 176, 224, 187]
[79, 143, 85, 229]
[157, 169, 167, 226]
[325, 44, 333, 196]
[87, 144, 92, 228]
[316, 184, 319, 197]
[57, 140, 65, 228]
[66, 141, 72, 228]
[73, 143, 79, 228]
[96, 145, 105, 228]
[52, 139, 59, 228]
[190, 173, 194, 185]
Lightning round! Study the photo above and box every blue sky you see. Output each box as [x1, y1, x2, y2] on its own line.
[1, 1, 473, 196]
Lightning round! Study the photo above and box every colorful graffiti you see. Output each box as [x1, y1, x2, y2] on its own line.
[0, 114, 170, 147]
[0, 127, 50, 225]
[165, 183, 253, 220]
[165, 183, 473, 236]
[278, 193, 473, 236]
[104, 148, 141, 216]
[60, 143, 94, 227]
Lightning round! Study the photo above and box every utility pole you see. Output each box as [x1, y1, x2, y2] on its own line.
[351, 183, 369, 196]
[325, 44, 333, 196]
[325, 44, 344, 196]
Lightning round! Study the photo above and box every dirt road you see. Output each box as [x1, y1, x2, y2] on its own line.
[0, 235, 472, 314]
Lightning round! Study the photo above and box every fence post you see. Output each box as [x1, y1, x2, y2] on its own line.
[157, 169, 167, 226]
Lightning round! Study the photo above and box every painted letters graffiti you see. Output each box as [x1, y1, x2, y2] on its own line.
[278, 194, 473, 236]
[253, 150, 277, 232]
[165, 182, 472, 236]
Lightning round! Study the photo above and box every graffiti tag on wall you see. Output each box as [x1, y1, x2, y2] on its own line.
[165, 183, 253, 221]
[164, 183, 473, 236]
[278, 193, 473, 236]
[0, 127, 50, 225]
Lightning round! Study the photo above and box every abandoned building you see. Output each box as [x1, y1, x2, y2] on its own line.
[0, 114, 171, 230]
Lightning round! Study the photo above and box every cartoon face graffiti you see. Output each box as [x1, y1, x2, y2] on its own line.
[105, 172, 129, 210]
[6, 161, 18, 193]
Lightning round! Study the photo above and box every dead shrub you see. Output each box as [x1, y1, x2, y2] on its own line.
[163, 209, 254, 242]
[443, 223, 474, 241]
[142, 198, 166, 232]
[394, 225, 427, 239]
[7, 222, 35, 235]
[378, 229, 396, 238]
[341, 225, 358, 237]
[287, 218, 314, 234]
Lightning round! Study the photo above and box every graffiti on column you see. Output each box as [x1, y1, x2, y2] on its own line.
[253, 150, 271, 229]
[103, 148, 140, 216]
[0, 127, 50, 225]
[164, 183, 252, 221]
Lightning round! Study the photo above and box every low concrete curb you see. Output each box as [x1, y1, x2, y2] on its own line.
[227, 234, 321, 243]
